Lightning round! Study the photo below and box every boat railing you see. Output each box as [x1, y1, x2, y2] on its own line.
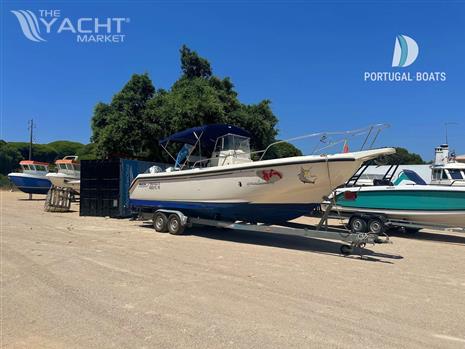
[256, 123, 390, 161]
[189, 124, 390, 169]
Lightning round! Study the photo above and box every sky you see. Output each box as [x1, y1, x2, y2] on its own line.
[2, 0, 464, 160]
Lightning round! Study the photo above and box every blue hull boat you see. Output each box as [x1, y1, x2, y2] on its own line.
[8, 173, 52, 194]
[8, 160, 52, 195]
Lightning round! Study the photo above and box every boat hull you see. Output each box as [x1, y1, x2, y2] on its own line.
[8, 173, 52, 195]
[46, 173, 80, 193]
[129, 150, 391, 223]
[131, 199, 318, 223]
[334, 186, 465, 228]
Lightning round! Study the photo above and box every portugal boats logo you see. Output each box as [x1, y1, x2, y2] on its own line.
[11, 9, 129, 43]
[364, 34, 446, 82]
[391, 34, 418, 68]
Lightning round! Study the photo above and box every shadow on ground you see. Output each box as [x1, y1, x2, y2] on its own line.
[139, 223, 403, 263]
[388, 229, 465, 246]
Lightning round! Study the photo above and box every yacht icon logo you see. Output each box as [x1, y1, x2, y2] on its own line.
[392, 34, 418, 67]
[11, 10, 46, 42]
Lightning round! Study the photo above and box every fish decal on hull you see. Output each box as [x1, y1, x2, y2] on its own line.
[298, 167, 317, 184]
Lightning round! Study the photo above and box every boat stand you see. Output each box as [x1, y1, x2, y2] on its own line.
[44, 186, 73, 212]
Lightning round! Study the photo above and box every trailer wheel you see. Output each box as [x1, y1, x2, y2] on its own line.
[153, 212, 168, 232]
[349, 216, 368, 233]
[340, 245, 353, 256]
[368, 218, 385, 234]
[167, 214, 185, 235]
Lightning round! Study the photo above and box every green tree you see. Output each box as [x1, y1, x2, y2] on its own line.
[385, 147, 426, 165]
[180, 45, 212, 79]
[91, 45, 298, 162]
[263, 141, 303, 160]
[0, 141, 23, 174]
[91, 73, 156, 158]
[76, 143, 98, 160]
[47, 141, 84, 158]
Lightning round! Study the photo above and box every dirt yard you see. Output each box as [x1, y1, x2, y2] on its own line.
[2, 191, 465, 348]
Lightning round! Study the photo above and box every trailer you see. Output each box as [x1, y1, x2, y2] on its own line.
[321, 208, 465, 235]
[135, 207, 390, 257]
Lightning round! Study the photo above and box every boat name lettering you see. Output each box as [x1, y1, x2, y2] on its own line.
[139, 181, 160, 190]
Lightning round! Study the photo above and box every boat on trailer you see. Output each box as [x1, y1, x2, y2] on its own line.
[46, 156, 81, 193]
[327, 165, 465, 232]
[129, 124, 395, 224]
[8, 160, 52, 195]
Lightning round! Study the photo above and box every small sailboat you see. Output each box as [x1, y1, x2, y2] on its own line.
[8, 160, 52, 194]
[46, 156, 81, 193]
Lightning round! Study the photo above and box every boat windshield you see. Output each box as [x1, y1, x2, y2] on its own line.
[35, 165, 47, 172]
[448, 169, 464, 180]
[214, 134, 250, 153]
[21, 164, 47, 172]
[401, 170, 427, 185]
[175, 144, 194, 169]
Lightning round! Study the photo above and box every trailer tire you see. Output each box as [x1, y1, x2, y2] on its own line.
[167, 214, 185, 235]
[349, 216, 368, 233]
[153, 212, 168, 232]
[340, 245, 353, 256]
[368, 218, 385, 234]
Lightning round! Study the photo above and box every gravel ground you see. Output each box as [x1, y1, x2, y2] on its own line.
[2, 190, 465, 348]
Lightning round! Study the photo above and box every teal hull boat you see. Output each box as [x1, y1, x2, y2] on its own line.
[333, 186, 465, 228]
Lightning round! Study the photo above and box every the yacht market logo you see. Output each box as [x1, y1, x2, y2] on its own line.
[364, 34, 446, 82]
[11, 9, 129, 43]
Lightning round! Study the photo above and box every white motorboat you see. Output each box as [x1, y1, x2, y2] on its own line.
[430, 144, 465, 186]
[46, 156, 80, 193]
[129, 124, 394, 224]
[8, 160, 52, 194]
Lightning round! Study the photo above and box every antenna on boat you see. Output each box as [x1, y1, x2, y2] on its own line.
[28, 119, 34, 160]
[444, 122, 458, 145]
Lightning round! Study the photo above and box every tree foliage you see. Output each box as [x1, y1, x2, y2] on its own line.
[91, 45, 282, 162]
[91, 73, 155, 158]
[263, 141, 303, 160]
[0, 141, 23, 174]
[384, 147, 426, 165]
[180, 45, 212, 79]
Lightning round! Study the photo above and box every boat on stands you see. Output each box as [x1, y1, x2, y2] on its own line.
[46, 156, 81, 193]
[8, 160, 52, 194]
[129, 124, 394, 224]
